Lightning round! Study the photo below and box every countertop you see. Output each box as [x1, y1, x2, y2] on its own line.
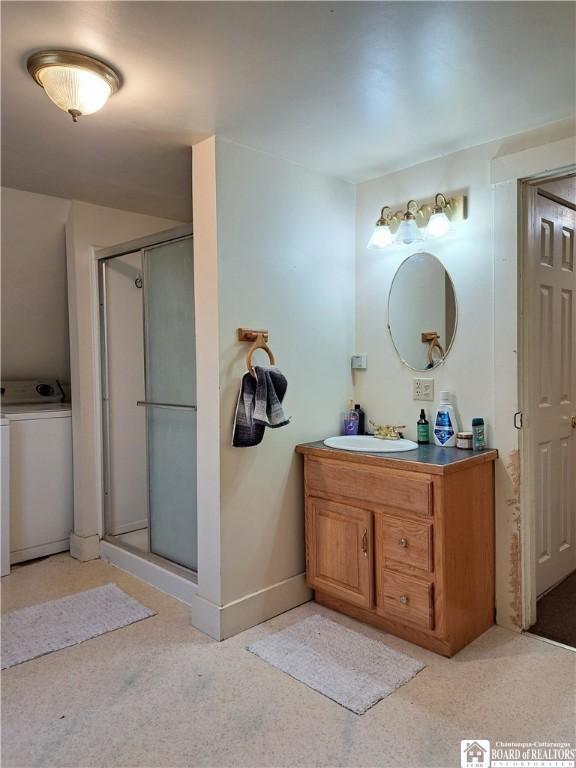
[295, 440, 498, 475]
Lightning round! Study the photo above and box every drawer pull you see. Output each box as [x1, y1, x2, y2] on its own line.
[361, 528, 368, 557]
[399, 594, 409, 605]
[399, 537, 409, 548]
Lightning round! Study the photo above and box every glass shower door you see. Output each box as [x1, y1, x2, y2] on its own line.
[142, 237, 197, 571]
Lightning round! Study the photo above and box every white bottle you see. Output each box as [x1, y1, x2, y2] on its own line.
[433, 391, 458, 447]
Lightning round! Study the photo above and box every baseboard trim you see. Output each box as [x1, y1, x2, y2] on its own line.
[70, 533, 101, 562]
[100, 540, 198, 606]
[190, 573, 312, 640]
[11, 539, 69, 565]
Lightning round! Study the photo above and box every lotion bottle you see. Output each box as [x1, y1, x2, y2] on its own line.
[433, 391, 457, 447]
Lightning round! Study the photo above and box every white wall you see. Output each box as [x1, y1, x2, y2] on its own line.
[216, 138, 355, 606]
[191, 137, 355, 636]
[66, 201, 181, 559]
[354, 120, 576, 629]
[1, 187, 71, 380]
[355, 143, 495, 441]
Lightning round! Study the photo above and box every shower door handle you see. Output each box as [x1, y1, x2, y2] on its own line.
[136, 400, 197, 411]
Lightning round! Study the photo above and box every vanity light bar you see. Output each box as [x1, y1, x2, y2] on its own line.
[367, 192, 467, 249]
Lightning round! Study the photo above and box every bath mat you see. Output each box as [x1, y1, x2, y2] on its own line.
[1, 583, 155, 669]
[247, 614, 425, 714]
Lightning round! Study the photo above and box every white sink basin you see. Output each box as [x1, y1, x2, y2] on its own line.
[323, 435, 418, 453]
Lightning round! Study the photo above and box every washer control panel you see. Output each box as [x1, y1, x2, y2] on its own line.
[0, 380, 66, 405]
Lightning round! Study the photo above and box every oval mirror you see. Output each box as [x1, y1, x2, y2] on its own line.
[388, 252, 457, 370]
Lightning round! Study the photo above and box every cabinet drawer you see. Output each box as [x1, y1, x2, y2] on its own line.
[376, 513, 433, 574]
[306, 459, 433, 516]
[377, 571, 434, 630]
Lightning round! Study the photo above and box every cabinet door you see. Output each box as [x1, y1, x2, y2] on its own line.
[306, 497, 373, 608]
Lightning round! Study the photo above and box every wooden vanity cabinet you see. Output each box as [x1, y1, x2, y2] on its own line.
[297, 444, 498, 657]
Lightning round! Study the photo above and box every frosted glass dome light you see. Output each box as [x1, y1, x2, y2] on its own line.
[367, 206, 394, 249]
[27, 51, 121, 122]
[396, 218, 422, 244]
[427, 193, 451, 238]
[368, 224, 393, 249]
[395, 200, 423, 245]
[427, 211, 450, 238]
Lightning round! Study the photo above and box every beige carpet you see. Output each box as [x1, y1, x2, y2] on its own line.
[2, 554, 575, 768]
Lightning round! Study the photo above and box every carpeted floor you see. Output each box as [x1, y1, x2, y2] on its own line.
[2, 554, 575, 768]
[530, 571, 576, 648]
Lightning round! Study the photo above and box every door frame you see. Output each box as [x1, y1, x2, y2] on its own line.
[518, 169, 576, 628]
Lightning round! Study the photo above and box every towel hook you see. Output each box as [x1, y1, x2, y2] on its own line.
[237, 328, 276, 377]
[421, 331, 445, 367]
[246, 333, 275, 377]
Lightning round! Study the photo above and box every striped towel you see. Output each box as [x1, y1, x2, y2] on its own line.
[232, 365, 290, 447]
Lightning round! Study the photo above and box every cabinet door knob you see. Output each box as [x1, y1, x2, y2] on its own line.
[399, 537, 408, 548]
[399, 594, 409, 605]
[361, 528, 368, 557]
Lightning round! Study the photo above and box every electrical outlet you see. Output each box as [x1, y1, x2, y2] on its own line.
[413, 377, 434, 401]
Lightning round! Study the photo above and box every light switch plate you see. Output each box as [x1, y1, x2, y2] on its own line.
[413, 377, 434, 401]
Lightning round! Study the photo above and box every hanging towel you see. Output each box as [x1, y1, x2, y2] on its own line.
[232, 365, 290, 447]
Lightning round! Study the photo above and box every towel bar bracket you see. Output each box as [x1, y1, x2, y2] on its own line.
[237, 328, 269, 342]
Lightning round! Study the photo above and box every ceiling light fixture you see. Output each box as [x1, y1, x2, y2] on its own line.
[367, 206, 394, 249]
[27, 50, 121, 122]
[427, 193, 451, 238]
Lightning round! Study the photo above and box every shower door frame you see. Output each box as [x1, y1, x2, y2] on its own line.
[96, 225, 197, 582]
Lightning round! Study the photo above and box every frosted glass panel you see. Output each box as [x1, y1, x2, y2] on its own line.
[148, 407, 197, 570]
[144, 237, 197, 570]
[102, 252, 148, 539]
[144, 239, 196, 404]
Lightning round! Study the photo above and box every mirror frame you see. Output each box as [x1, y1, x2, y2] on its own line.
[387, 251, 458, 371]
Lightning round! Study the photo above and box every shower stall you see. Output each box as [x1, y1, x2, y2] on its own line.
[98, 227, 197, 586]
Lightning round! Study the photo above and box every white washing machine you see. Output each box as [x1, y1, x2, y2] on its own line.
[1, 380, 73, 570]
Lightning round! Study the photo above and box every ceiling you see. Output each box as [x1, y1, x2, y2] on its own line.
[2, 2, 575, 221]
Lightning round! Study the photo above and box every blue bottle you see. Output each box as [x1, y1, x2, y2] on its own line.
[433, 391, 457, 447]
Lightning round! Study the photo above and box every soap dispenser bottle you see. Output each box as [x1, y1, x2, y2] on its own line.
[342, 400, 359, 436]
[433, 391, 457, 447]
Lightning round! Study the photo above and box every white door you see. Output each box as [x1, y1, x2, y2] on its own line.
[527, 186, 576, 595]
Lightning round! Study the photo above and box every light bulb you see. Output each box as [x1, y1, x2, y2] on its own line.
[367, 224, 393, 249]
[396, 219, 422, 245]
[427, 211, 450, 238]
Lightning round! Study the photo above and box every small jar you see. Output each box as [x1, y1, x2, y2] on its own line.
[472, 417, 485, 451]
[456, 431, 473, 450]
